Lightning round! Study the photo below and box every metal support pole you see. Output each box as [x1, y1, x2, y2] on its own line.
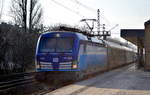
[97, 9, 100, 35]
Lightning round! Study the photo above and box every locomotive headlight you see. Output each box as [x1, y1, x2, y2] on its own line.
[56, 34, 60, 37]
[72, 64, 77, 69]
[35, 60, 40, 68]
[36, 64, 40, 68]
[72, 60, 78, 69]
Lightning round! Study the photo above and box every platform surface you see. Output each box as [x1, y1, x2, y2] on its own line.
[45, 64, 150, 95]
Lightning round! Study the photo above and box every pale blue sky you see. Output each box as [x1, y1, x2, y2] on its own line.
[1, 0, 150, 37]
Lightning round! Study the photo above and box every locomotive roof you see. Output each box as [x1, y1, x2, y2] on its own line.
[41, 31, 86, 39]
[42, 31, 105, 44]
[41, 31, 136, 52]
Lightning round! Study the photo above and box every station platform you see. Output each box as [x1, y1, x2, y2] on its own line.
[44, 64, 150, 95]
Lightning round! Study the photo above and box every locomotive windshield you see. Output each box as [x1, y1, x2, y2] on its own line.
[39, 37, 74, 53]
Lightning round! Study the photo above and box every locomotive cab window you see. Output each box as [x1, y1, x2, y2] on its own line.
[39, 37, 74, 53]
[56, 38, 74, 52]
[39, 37, 56, 52]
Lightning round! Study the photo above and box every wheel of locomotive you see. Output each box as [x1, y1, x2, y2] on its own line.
[35, 72, 47, 82]
[74, 71, 85, 81]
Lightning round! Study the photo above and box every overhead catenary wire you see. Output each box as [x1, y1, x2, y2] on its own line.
[70, 0, 112, 26]
[51, 0, 102, 21]
[51, 0, 112, 27]
[51, 0, 119, 36]
[51, 0, 85, 18]
[71, 0, 96, 12]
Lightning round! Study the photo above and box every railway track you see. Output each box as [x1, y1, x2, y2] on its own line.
[0, 72, 75, 95]
[0, 64, 137, 95]
[0, 72, 36, 92]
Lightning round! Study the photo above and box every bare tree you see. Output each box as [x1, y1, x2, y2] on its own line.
[29, 0, 43, 32]
[0, 0, 4, 21]
[10, 0, 27, 32]
[10, 0, 43, 32]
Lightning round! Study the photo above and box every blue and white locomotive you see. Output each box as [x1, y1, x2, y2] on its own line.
[35, 31, 136, 80]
